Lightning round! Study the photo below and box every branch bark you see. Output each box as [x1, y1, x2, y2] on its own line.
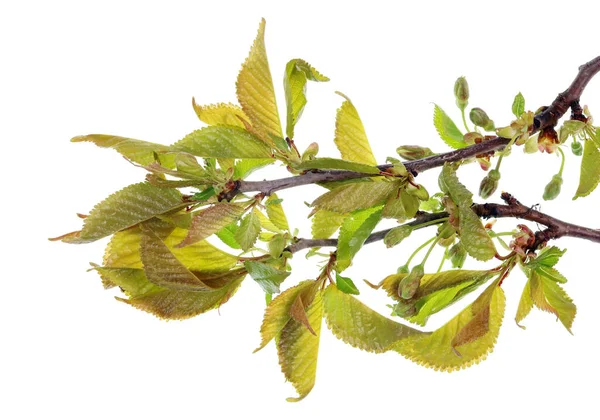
[237, 55, 600, 196]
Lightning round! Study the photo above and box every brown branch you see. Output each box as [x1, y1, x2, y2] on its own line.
[237, 55, 600, 196]
[287, 193, 600, 254]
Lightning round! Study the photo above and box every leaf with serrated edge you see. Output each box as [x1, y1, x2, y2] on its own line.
[515, 279, 534, 329]
[574, 139, 600, 199]
[530, 271, 576, 333]
[323, 285, 423, 352]
[278, 292, 323, 402]
[192, 99, 249, 128]
[256, 209, 281, 233]
[336, 207, 382, 272]
[528, 246, 566, 268]
[433, 104, 465, 149]
[255, 281, 320, 352]
[235, 209, 261, 251]
[295, 158, 380, 174]
[335, 273, 360, 295]
[177, 203, 246, 248]
[439, 164, 473, 206]
[236, 19, 282, 144]
[334, 92, 377, 165]
[60, 182, 184, 244]
[244, 260, 290, 294]
[311, 209, 346, 239]
[393, 281, 505, 371]
[512, 92, 525, 118]
[234, 158, 275, 179]
[312, 181, 398, 214]
[172, 126, 272, 158]
[284, 59, 329, 139]
[265, 193, 289, 231]
[458, 206, 496, 261]
[71, 134, 176, 168]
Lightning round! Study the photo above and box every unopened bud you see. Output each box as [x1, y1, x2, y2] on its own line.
[438, 222, 455, 240]
[470, 108, 495, 131]
[448, 242, 467, 268]
[396, 145, 435, 160]
[479, 169, 500, 199]
[543, 174, 563, 201]
[477, 156, 492, 171]
[399, 264, 424, 300]
[392, 301, 417, 318]
[405, 182, 429, 201]
[396, 264, 409, 274]
[571, 140, 583, 156]
[301, 142, 319, 161]
[464, 132, 484, 145]
[454, 76, 469, 111]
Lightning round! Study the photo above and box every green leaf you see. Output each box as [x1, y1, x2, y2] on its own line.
[573, 139, 600, 199]
[512, 92, 525, 118]
[439, 164, 473, 206]
[322, 285, 422, 353]
[191, 99, 249, 128]
[256, 209, 282, 233]
[336, 207, 382, 272]
[311, 209, 345, 239]
[255, 281, 320, 352]
[215, 222, 241, 249]
[393, 280, 505, 371]
[335, 273, 360, 295]
[244, 261, 290, 294]
[534, 265, 568, 284]
[235, 208, 261, 251]
[172, 126, 272, 158]
[458, 206, 496, 261]
[382, 188, 420, 221]
[311, 181, 398, 214]
[294, 158, 380, 174]
[234, 158, 275, 179]
[71, 134, 175, 168]
[236, 18, 283, 144]
[384, 225, 413, 248]
[530, 270, 576, 333]
[58, 182, 184, 243]
[515, 279, 534, 329]
[284, 59, 329, 139]
[277, 291, 323, 402]
[527, 246, 566, 268]
[333, 92, 377, 165]
[176, 203, 246, 248]
[268, 233, 288, 258]
[433, 104, 465, 149]
[266, 193, 289, 232]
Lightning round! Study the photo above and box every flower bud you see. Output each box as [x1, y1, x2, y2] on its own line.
[438, 234, 455, 248]
[438, 222, 455, 240]
[405, 182, 429, 201]
[391, 300, 417, 318]
[448, 242, 467, 268]
[477, 155, 491, 171]
[301, 142, 319, 161]
[396, 145, 435, 160]
[571, 140, 583, 156]
[454, 76, 469, 111]
[399, 264, 424, 300]
[470, 108, 495, 131]
[464, 132, 484, 145]
[543, 174, 563, 201]
[479, 169, 500, 199]
[396, 264, 409, 274]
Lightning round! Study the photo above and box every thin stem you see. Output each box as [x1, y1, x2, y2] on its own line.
[406, 237, 437, 267]
[437, 246, 449, 273]
[421, 237, 441, 267]
[461, 109, 470, 132]
[557, 147, 566, 176]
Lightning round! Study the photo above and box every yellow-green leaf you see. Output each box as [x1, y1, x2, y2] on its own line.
[278, 291, 323, 402]
[192, 99, 249, 128]
[336, 207, 382, 272]
[172, 126, 272, 158]
[433, 104, 465, 149]
[311, 209, 345, 239]
[530, 270, 576, 333]
[323, 285, 422, 353]
[265, 193, 289, 232]
[458, 206, 496, 261]
[573, 139, 600, 199]
[393, 281, 505, 371]
[284, 58, 329, 139]
[294, 158, 380, 174]
[439, 164, 473, 206]
[244, 260, 290, 294]
[311, 180, 397, 214]
[235, 208, 261, 251]
[234, 158, 275, 179]
[71, 134, 175, 168]
[176, 203, 246, 248]
[382, 189, 420, 221]
[334, 92, 377, 165]
[515, 278, 534, 329]
[236, 18, 282, 144]
[60, 182, 184, 244]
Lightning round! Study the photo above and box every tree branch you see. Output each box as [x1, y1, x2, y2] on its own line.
[237, 55, 600, 196]
[287, 192, 600, 254]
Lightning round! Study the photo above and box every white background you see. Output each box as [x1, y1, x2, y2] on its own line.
[2, 1, 600, 419]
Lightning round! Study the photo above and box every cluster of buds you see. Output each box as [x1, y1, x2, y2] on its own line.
[463, 132, 496, 170]
[510, 224, 536, 257]
[497, 111, 535, 145]
[398, 264, 424, 300]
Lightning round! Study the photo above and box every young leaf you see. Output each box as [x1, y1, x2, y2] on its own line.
[255, 280, 320, 352]
[335, 273, 360, 295]
[256, 209, 282, 233]
[382, 188, 420, 221]
[236, 18, 283, 144]
[393, 281, 505, 371]
[573, 139, 600, 199]
[58, 182, 184, 244]
[311, 181, 398, 214]
[527, 246, 566, 268]
[333, 92, 377, 165]
[277, 292, 323, 402]
[458, 206, 496, 261]
[266, 193, 289, 232]
[311, 209, 346, 239]
[322, 285, 422, 353]
[294, 158, 380, 174]
[244, 260, 290, 294]
[336, 207, 382, 272]
[191, 99, 249, 128]
[384, 225, 413, 248]
[172, 126, 272, 158]
[530, 270, 576, 333]
[433, 104, 466, 149]
[515, 279, 534, 329]
[512, 92, 525, 118]
[439, 163, 473, 206]
[235, 209, 261, 251]
[176, 203, 246, 248]
[71, 134, 176, 168]
[234, 158, 275, 179]
[284, 58, 329, 139]
[216, 222, 242, 250]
